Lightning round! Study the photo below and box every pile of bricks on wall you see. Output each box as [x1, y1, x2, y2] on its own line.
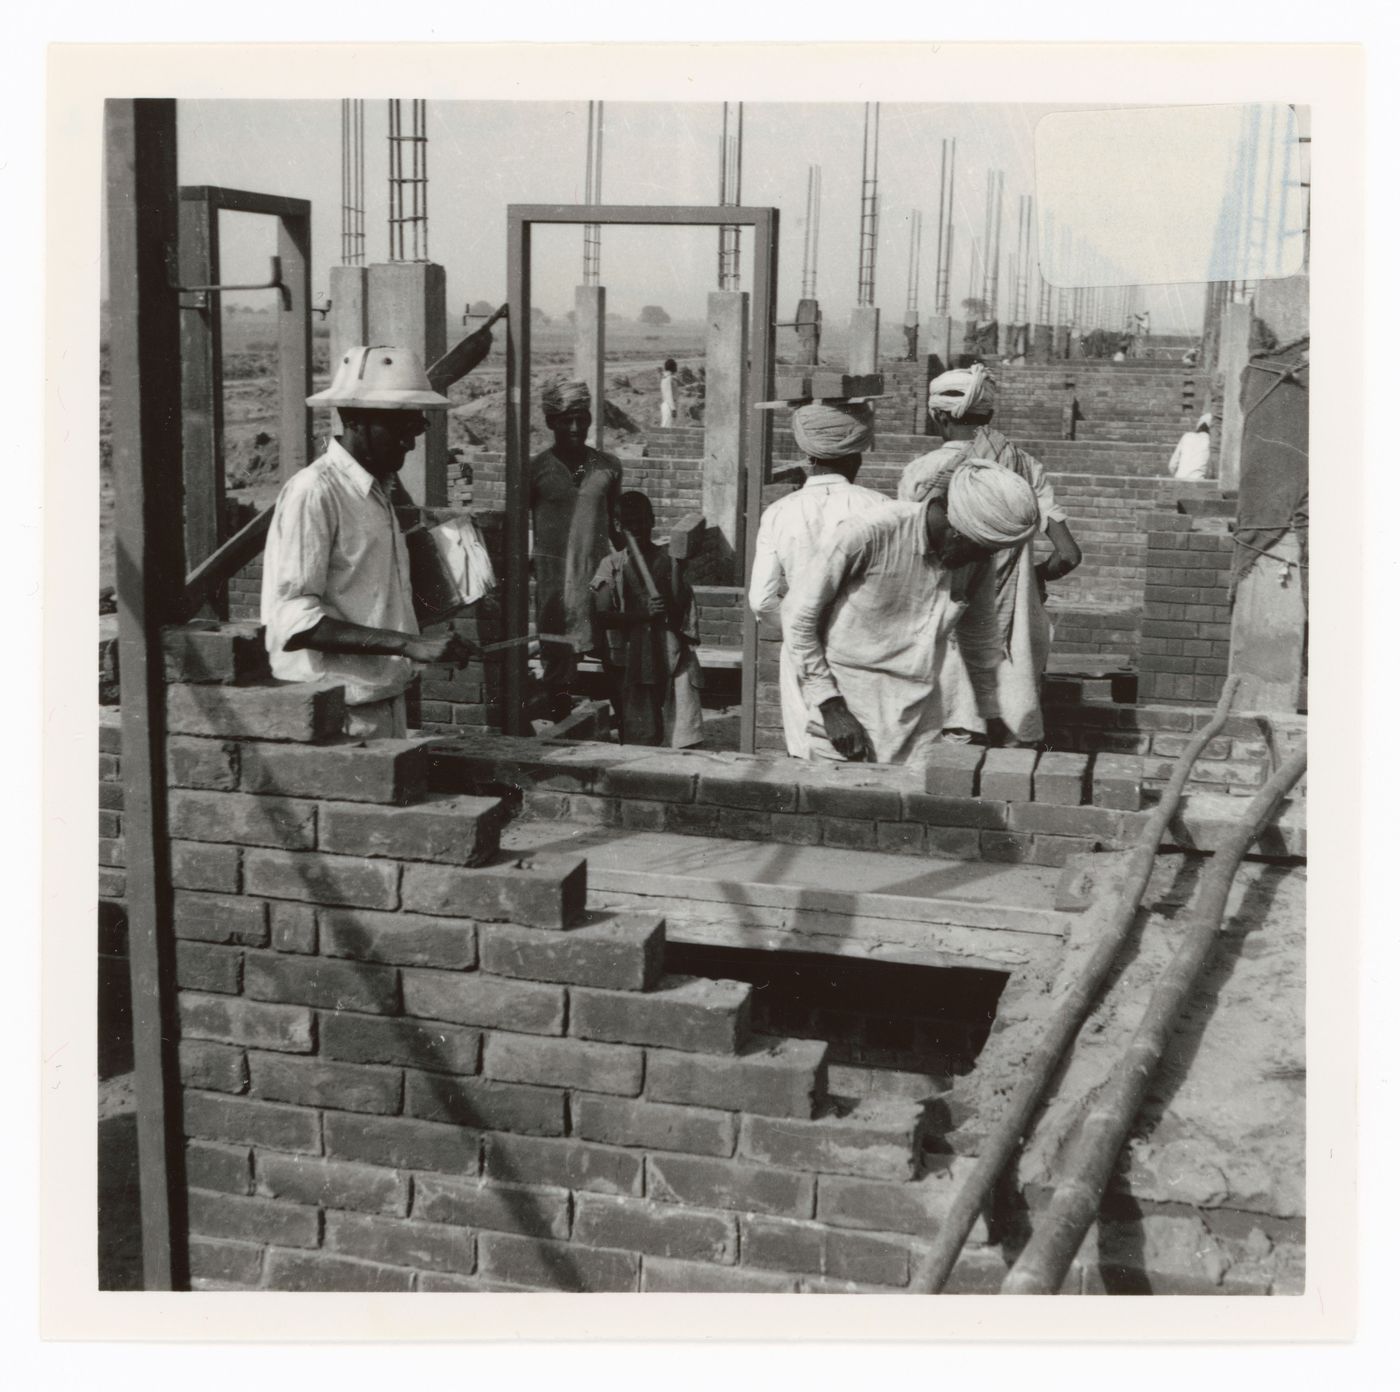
[159, 623, 1019, 1293]
[429, 733, 1306, 864]
[694, 588, 744, 651]
[1138, 500, 1236, 706]
[870, 359, 937, 438]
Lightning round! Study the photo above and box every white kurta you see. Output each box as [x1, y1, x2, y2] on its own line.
[260, 439, 417, 707]
[660, 372, 678, 428]
[1169, 431, 1211, 481]
[785, 500, 1002, 765]
[748, 472, 889, 757]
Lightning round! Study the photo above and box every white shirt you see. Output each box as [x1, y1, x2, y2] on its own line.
[1169, 431, 1212, 481]
[748, 472, 889, 623]
[260, 438, 417, 706]
[786, 500, 1002, 764]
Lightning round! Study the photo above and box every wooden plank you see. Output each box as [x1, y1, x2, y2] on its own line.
[180, 184, 311, 219]
[177, 191, 225, 613]
[276, 208, 312, 481]
[503, 211, 532, 735]
[508, 203, 778, 228]
[106, 97, 188, 1291]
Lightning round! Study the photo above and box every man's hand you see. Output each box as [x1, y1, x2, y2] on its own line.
[644, 595, 666, 618]
[404, 632, 478, 666]
[819, 696, 871, 762]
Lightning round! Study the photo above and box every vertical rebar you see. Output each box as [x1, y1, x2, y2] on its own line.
[906, 210, 922, 315]
[717, 102, 743, 290]
[934, 142, 948, 317]
[857, 102, 880, 307]
[387, 98, 429, 261]
[583, 101, 603, 286]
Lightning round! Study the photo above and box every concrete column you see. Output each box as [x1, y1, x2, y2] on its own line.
[1229, 533, 1306, 712]
[795, 298, 821, 365]
[367, 261, 448, 505]
[1216, 302, 1252, 491]
[1032, 323, 1053, 360]
[1053, 325, 1071, 359]
[923, 314, 953, 370]
[848, 306, 881, 374]
[327, 265, 369, 437]
[573, 284, 606, 449]
[703, 290, 749, 581]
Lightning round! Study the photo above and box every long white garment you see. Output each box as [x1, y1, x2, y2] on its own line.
[785, 500, 1003, 765]
[1169, 431, 1211, 480]
[660, 372, 677, 428]
[260, 439, 417, 706]
[748, 472, 889, 757]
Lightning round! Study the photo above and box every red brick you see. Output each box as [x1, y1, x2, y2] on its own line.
[402, 968, 565, 1035]
[176, 941, 243, 995]
[166, 681, 346, 742]
[400, 855, 587, 929]
[412, 1174, 570, 1238]
[645, 1153, 814, 1218]
[250, 1053, 403, 1115]
[770, 813, 822, 845]
[484, 1032, 643, 1095]
[979, 747, 1039, 802]
[256, 1152, 409, 1215]
[162, 623, 270, 686]
[664, 802, 721, 834]
[168, 790, 317, 850]
[739, 1099, 929, 1181]
[696, 764, 799, 813]
[571, 975, 751, 1054]
[325, 1210, 476, 1275]
[573, 1193, 737, 1264]
[876, 822, 925, 855]
[269, 902, 317, 954]
[320, 908, 476, 970]
[1029, 835, 1100, 867]
[179, 1040, 249, 1094]
[645, 1036, 827, 1118]
[182, 1092, 321, 1155]
[317, 795, 504, 867]
[244, 951, 399, 1014]
[479, 912, 664, 991]
[798, 776, 905, 821]
[923, 744, 985, 797]
[1007, 802, 1127, 841]
[186, 1141, 254, 1195]
[923, 826, 984, 859]
[244, 849, 400, 910]
[1033, 750, 1090, 805]
[403, 1070, 566, 1136]
[571, 1094, 736, 1158]
[173, 891, 268, 947]
[978, 831, 1034, 863]
[619, 800, 667, 831]
[600, 757, 698, 803]
[566, 794, 621, 825]
[180, 991, 314, 1053]
[240, 740, 428, 805]
[188, 1238, 264, 1286]
[483, 1133, 643, 1197]
[187, 1188, 321, 1249]
[1092, 753, 1146, 810]
[641, 1257, 799, 1293]
[264, 1249, 415, 1292]
[901, 794, 1009, 829]
[323, 1112, 480, 1174]
[167, 738, 241, 790]
[320, 1010, 480, 1075]
[98, 810, 122, 841]
[815, 1162, 982, 1239]
[822, 817, 877, 850]
[477, 1232, 638, 1292]
[739, 1215, 909, 1286]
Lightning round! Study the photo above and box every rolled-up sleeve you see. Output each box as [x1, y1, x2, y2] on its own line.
[1022, 450, 1067, 527]
[261, 475, 335, 658]
[786, 532, 863, 709]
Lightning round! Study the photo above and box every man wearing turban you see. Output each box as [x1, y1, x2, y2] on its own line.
[748, 401, 888, 756]
[900, 366, 1083, 747]
[785, 459, 1041, 765]
[530, 378, 623, 719]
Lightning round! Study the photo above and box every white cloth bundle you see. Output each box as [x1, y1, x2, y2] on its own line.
[429, 514, 497, 608]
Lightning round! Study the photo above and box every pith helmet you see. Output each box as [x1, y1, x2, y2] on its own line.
[307, 345, 452, 410]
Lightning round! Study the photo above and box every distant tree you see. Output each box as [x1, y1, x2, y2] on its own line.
[638, 305, 672, 326]
[530, 306, 550, 325]
[469, 299, 495, 316]
[565, 310, 577, 325]
[961, 297, 990, 319]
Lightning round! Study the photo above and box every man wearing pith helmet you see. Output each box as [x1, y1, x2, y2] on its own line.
[261, 345, 476, 739]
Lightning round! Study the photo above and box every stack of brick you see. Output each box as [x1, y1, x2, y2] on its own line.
[1138, 504, 1235, 706]
[694, 587, 743, 650]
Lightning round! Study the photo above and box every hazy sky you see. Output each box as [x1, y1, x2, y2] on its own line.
[170, 99, 1300, 333]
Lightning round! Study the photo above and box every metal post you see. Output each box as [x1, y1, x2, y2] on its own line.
[106, 96, 188, 1293]
[277, 205, 312, 480]
[504, 211, 532, 735]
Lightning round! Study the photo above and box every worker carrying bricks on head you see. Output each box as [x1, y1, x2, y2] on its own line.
[530, 378, 624, 722]
[748, 401, 887, 757]
[900, 365, 1083, 749]
[590, 490, 704, 749]
[261, 346, 476, 740]
[785, 459, 1041, 764]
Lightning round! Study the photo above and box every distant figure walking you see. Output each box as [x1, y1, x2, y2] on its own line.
[1168, 413, 1213, 481]
[659, 359, 679, 428]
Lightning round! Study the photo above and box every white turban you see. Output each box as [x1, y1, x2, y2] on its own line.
[945, 458, 1040, 549]
[897, 445, 964, 504]
[928, 364, 995, 420]
[791, 401, 875, 460]
[540, 378, 592, 416]
[1195, 412, 1212, 431]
